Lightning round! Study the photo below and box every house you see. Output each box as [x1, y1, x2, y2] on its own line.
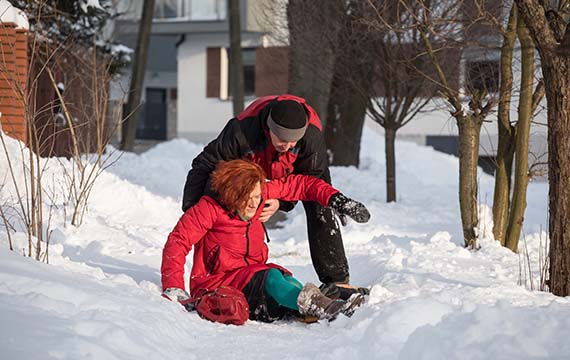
[112, 0, 547, 176]
[0, 0, 28, 143]
[1, 1, 125, 158]
[112, 0, 288, 145]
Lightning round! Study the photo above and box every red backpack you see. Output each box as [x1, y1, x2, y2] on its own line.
[194, 286, 250, 326]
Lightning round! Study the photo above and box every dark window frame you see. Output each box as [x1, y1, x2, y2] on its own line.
[227, 47, 256, 98]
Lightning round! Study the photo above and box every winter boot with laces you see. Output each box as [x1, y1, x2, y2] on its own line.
[297, 283, 346, 321]
[319, 282, 370, 301]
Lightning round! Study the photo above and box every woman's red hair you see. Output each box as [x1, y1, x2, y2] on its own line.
[211, 160, 266, 214]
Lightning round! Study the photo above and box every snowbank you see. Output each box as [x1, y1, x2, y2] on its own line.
[0, 123, 564, 360]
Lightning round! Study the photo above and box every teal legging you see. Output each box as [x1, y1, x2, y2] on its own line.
[265, 268, 303, 310]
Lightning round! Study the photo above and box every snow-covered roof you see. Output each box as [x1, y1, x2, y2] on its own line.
[0, 0, 29, 30]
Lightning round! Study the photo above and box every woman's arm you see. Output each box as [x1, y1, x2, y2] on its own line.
[161, 197, 219, 290]
[264, 175, 371, 224]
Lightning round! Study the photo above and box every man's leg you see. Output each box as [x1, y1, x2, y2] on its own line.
[302, 200, 349, 284]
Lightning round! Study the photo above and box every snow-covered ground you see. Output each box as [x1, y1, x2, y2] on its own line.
[1, 122, 567, 360]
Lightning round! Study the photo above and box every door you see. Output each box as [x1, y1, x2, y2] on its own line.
[136, 88, 167, 140]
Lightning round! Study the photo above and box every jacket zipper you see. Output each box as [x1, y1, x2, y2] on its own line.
[262, 223, 271, 243]
[244, 221, 251, 265]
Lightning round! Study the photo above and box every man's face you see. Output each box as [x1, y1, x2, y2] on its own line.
[269, 130, 298, 153]
[240, 182, 262, 220]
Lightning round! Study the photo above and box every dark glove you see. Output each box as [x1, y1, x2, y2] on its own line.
[162, 287, 194, 312]
[328, 193, 370, 224]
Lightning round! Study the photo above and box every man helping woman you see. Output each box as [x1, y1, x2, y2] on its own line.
[162, 160, 370, 324]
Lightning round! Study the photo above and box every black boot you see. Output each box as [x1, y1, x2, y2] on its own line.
[320, 283, 370, 301]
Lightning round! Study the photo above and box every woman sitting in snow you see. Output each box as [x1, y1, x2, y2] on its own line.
[160, 159, 370, 323]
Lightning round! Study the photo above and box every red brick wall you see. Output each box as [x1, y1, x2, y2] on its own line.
[0, 23, 28, 143]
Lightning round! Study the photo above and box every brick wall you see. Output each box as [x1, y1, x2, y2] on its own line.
[0, 22, 28, 143]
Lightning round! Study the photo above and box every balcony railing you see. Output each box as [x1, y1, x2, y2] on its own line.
[154, 0, 227, 21]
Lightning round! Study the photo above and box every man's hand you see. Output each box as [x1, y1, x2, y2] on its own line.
[328, 193, 370, 224]
[259, 198, 279, 222]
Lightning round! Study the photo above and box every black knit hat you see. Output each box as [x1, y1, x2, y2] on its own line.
[267, 100, 308, 142]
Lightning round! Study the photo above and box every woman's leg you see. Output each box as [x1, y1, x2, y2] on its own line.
[284, 274, 303, 289]
[265, 268, 302, 310]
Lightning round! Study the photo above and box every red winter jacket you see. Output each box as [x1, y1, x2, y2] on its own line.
[161, 174, 339, 296]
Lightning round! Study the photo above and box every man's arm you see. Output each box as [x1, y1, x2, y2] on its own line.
[182, 119, 244, 211]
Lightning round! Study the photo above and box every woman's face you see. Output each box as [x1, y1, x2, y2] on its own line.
[240, 182, 262, 220]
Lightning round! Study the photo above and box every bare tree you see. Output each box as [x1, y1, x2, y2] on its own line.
[228, 0, 244, 116]
[504, 15, 543, 251]
[492, 5, 545, 252]
[120, 0, 155, 151]
[414, 0, 499, 248]
[515, 0, 570, 296]
[0, 0, 126, 259]
[365, 0, 441, 202]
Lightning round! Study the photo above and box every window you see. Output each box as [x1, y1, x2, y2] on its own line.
[190, 0, 226, 20]
[466, 60, 500, 94]
[206, 47, 257, 99]
[228, 48, 256, 98]
[154, 0, 180, 19]
[153, 0, 226, 20]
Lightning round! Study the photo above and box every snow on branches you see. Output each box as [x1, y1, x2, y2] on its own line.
[10, 0, 132, 75]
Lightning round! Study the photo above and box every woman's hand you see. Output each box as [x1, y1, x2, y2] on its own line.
[162, 287, 194, 311]
[259, 199, 279, 222]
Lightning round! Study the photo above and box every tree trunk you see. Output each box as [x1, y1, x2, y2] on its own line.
[514, 0, 570, 297]
[120, 0, 155, 151]
[505, 20, 534, 252]
[228, 0, 244, 116]
[385, 127, 397, 202]
[324, 0, 372, 168]
[457, 116, 483, 248]
[287, 0, 342, 125]
[543, 57, 570, 296]
[493, 6, 517, 246]
[324, 86, 367, 167]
